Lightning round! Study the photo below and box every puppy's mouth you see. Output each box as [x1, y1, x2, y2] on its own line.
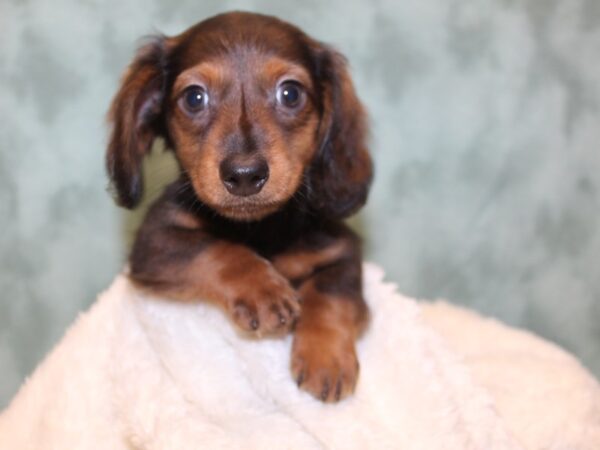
[189, 173, 291, 221]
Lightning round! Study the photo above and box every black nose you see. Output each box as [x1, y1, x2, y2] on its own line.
[219, 157, 269, 197]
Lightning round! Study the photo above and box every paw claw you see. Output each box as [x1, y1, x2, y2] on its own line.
[320, 379, 330, 401]
[296, 371, 305, 387]
[334, 380, 342, 401]
[271, 304, 287, 326]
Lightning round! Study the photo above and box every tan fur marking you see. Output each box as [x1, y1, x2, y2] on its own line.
[172, 61, 230, 97]
[272, 240, 349, 280]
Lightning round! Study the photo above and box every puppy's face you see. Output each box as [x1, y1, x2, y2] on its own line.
[169, 51, 319, 221]
[107, 12, 372, 221]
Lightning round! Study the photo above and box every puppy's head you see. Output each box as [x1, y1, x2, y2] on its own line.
[107, 12, 372, 221]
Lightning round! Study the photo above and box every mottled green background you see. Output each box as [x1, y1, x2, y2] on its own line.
[1, 0, 599, 407]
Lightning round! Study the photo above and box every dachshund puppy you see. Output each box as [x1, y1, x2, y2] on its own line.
[107, 11, 372, 402]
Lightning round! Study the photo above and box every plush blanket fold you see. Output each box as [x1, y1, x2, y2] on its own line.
[1, 263, 599, 449]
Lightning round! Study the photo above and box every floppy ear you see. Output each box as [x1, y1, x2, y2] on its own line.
[308, 47, 373, 219]
[106, 36, 170, 209]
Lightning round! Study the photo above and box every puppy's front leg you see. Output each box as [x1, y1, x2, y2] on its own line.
[130, 223, 300, 336]
[290, 256, 368, 402]
[272, 232, 368, 402]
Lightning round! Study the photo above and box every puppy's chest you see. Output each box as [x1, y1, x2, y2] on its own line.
[207, 212, 312, 257]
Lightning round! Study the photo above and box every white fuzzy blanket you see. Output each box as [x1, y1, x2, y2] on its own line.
[1, 263, 599, 449]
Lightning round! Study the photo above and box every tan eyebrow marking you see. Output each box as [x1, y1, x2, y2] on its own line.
[172, 60, 230, 97]
[261, 57, 313, 89]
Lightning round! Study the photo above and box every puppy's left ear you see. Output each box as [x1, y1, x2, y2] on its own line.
[308, 46, 373, 219]
[106, 36, 171, 209]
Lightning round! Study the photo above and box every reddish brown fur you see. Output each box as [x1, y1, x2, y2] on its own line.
[107, 11, 373, 402]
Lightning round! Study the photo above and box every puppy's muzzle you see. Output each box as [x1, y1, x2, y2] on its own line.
[219, 156, 269, 197]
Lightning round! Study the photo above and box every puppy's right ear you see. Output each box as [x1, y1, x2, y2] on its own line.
[106, 36, 170, 209]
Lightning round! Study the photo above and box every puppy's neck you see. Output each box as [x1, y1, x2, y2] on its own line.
[166, 176, 317, 254]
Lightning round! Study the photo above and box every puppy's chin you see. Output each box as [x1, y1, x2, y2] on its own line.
[212, 200, 285, 222]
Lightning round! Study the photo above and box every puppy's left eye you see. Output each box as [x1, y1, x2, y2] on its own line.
[276, 81, 304, 109]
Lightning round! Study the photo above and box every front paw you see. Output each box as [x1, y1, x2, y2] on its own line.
[291, 328, 359, 402]
[227, 268, 301, 336]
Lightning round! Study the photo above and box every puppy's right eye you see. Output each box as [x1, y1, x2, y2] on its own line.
[181, 85, 209, 112]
